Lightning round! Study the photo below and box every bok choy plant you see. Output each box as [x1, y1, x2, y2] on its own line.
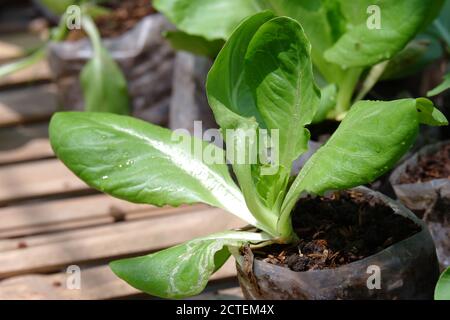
[0, 1, 129, 114]
[49, 13, 448, 298]
[154, 0, 444, 121]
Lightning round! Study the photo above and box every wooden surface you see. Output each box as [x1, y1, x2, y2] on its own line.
[0, 30, 244, 300]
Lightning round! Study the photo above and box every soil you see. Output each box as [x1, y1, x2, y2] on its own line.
[66, 0, 155, 41]
[253, 190, 420, 272]
[399, 143, 450, 184]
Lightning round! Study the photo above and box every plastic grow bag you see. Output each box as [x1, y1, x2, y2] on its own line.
[235, 187, 439, 300]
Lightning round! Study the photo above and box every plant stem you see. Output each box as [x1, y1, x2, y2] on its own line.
[354, 61, 389, 103]
[334, 68, 363, 118]
[0, 48, 46, 78]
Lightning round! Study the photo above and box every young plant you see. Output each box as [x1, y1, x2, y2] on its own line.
[0, 1, 129, 114]
[49, 13, 448, 298]
[154, 0, 444, 121]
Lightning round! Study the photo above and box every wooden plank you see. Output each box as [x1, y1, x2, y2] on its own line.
[0, 59, 51, 88]
[0, 123, 53, 165]
[0, 84, 58, 127]
[0, 205, 208, 252]
[0, 208, 244, 278]
[0, 259, 238, 300]
[0, 41, 24, 63]
[0, 194, 206, 239]
[0, 158, 89, 205]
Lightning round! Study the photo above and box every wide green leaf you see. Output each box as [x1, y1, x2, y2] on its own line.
[80, 16, 130, 114]
[49, 112, 261, 228]
[435, 267, 450, 300]
[110, 231, 272, 299]
[153, 0, 263, 41]
[279, 98, 446, 237]
[207, 12, 279, 234]
[324, 0, 444, 68]
[244, 16, 320, 209]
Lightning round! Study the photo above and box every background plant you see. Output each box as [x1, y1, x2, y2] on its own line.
[49, 13, 448, 298]
[154, 0, 445, 121]
[0, 0, 130, 114]
[435, 267, 450, 300]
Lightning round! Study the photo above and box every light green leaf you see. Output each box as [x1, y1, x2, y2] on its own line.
[164, 31, 224, 58]
[427, 72, 450, 97]
[416, 98, 448, 125]
[153, 0, 263, 41]
[244, 16, 320, 208]
[80, 16, 130, 114]
[324, 0, 443, 68]
[110, 231, 272, 299]
[280, 99, 434, 237]
[49, 112, 260, 229]
[435, 267, 450, 300]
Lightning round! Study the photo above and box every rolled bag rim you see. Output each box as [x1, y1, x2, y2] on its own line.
[234, 186, 439, 300]
[389, 140, 450, 270]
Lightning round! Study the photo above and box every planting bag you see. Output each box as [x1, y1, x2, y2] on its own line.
[47, 14, 174, 125]
[390, 141, 450, 269]
[235, 187, 439, 300]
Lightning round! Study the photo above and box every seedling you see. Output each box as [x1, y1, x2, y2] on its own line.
[0, 0, 129, 114]
[49, 13, 448, 298]
[154, 0, 444, 121]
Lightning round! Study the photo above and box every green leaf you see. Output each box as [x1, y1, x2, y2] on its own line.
[49, 112, 261, 229]
[244, 16, 320, 208]
[39, 0, 76, 15]
[324, 0, 443, 68]
[164, 31, 224, 58]
[427, 72, 450, 97]
[416, 98, 448, 125]
[80, 16, 130, 114]
[207, 12, 279, 235]
[280, 99, 428, 238]
[110, 231, 272, 299]
[153, 0, 263, 41]
[265, 0, 347, 85]
[435, 267, 450, 300]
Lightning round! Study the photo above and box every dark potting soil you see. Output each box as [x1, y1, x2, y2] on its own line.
[67, 0, 155, 41]
[399, 143, 450, 184]
[254, 191, 420, 272]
